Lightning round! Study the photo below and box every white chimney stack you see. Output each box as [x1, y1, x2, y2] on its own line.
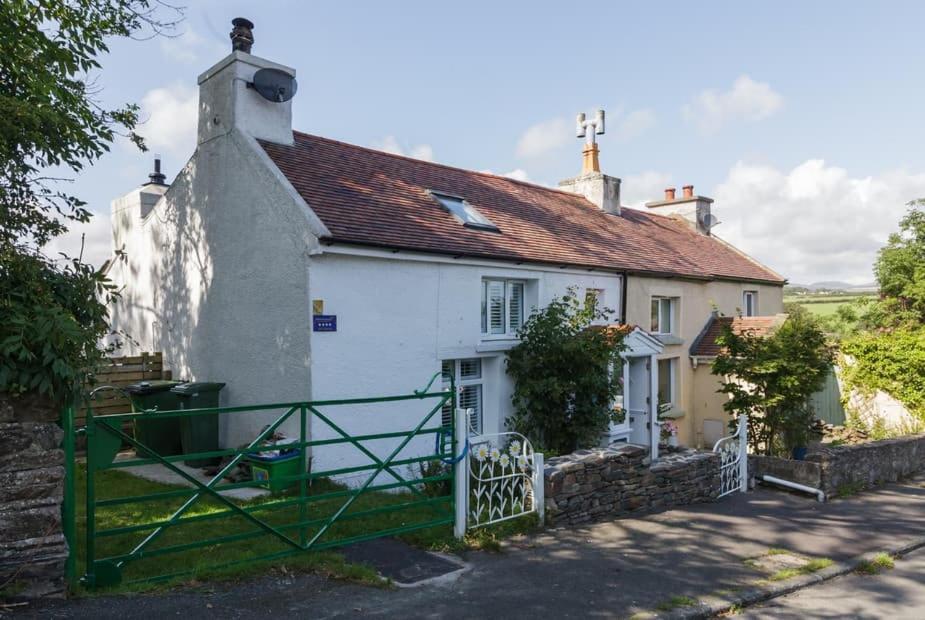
[645, 184, 717, 235]
[196, 18, 296, 147]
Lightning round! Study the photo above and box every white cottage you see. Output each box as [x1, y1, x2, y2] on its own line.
[109, 22, 784, 474]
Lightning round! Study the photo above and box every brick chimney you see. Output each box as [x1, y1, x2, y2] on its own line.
[196, 18, 296, 146]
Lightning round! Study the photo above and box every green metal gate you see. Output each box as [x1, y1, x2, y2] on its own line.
[61, 372, 458, 589]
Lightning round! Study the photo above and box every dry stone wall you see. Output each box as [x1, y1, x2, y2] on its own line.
[808, 434, 925, 495]
[543, 445, 721, 526]
[0, 395, 67, 599]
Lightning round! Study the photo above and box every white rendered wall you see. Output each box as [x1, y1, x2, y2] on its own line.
[307, 250, 624, 480]
[109, 129, 324, 448]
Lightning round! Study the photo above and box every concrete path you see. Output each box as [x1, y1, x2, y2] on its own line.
[742, 546, 925, 619]
[21, 477, 925, 619]
[113, 453, 269, 501]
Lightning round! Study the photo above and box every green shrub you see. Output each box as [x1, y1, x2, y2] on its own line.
[505, 289, 625, 454]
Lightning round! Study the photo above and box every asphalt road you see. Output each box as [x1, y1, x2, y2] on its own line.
[18, 478, 925, 619]
[743, 546, 925, 619]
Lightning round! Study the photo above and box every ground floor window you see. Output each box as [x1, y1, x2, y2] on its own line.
[441, 358, 483, 433]
[657, 357, 677, 409]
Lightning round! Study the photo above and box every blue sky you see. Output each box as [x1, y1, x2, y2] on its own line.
[51, 0, 925, 284]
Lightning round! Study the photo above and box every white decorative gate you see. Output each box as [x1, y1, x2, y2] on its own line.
[452, 407, 544, 531]
[713, 414, 749, 497]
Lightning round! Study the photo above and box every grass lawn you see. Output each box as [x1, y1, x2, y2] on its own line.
[784, 293, 875, 319]
[73, 463, 536, 594]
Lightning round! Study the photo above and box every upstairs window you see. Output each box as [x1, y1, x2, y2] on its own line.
[650, 296, 676, 335]
[441, 358, 483, 433]
[430, 191, 498, 232]
[481, 279, 524, 337]
[743, 291, 758, 317]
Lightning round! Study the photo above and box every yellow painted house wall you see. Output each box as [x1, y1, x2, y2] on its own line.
[624, 276, 784, 447]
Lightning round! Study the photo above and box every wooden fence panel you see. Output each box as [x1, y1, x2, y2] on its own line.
[79, 352, 173, 429]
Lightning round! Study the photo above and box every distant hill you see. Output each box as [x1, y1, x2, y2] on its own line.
[787, 281, 878, 293]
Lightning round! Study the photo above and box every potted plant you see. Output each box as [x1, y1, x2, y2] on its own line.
[660, 420, 679, 447]
[783, 408, 815, 460]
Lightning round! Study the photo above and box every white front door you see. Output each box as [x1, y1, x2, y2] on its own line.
[628, 357, 650, 445]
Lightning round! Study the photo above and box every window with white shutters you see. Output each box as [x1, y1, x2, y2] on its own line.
[482, 279, 525, 338]
[441, 358, 483, 433]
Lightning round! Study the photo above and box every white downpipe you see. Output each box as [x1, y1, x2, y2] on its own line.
[760, 474, 826, 503]
[533, 452, 545, 525]
[453, 406, 469, 538]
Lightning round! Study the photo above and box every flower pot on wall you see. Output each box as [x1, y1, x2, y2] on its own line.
[668, 435, 679, 447]
[792, 446, 808, 461]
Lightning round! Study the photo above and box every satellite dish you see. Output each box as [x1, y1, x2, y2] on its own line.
[699, 212, 721, 231]
[248, 68, 298, 103]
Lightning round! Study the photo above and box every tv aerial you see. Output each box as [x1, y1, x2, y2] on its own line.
[247, 68, 298, 103]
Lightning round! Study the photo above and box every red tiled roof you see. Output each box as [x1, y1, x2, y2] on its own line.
[690, 314, 789, 357]
[260, 132, 785, 283]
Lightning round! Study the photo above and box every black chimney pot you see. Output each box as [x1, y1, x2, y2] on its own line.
[147, 156, 166, 186]
[230, 17, 254, 53]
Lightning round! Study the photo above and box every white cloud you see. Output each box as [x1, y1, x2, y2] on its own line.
[502, 169, 531, 182]
[160, 26, 225, 64]
[683, 75, 783, 134]
[138, 83, 198, 157]
[621, 171, 673, 208]
[516, 118, 571, 158]
[714, 160, 925, 284]
[42, 213, 112, 269]
[614, 109, 656, 142]
[371, 136, 434, 161]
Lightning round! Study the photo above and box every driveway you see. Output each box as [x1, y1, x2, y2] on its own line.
[20, 477, 925, 619]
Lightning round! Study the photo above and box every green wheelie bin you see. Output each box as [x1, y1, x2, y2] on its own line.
[171, 382, 226, 467]
[125, 380, 184, 457]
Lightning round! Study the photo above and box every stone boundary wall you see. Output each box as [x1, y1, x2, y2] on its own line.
[809, 434, 925, 495]
[748, 434, 925, 496]
[543, 445, 721, 526]
[0, 395, 67, 599]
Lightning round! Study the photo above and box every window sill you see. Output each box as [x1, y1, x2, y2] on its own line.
[654, 334, 684, 346]
[476, 339, 519, 353]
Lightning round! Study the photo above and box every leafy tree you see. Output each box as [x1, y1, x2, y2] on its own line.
[712, 309, 833, 455]
[864, 199, 925, 328]
[506, 289, 625, 454]
[0, 1, 179, 402]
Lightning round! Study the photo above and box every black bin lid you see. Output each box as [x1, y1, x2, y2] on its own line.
[124, 380, 184, 395]
[170, 382, 226, 395]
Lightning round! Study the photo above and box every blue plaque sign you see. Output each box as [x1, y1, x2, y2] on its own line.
[313, 314, 337, 332]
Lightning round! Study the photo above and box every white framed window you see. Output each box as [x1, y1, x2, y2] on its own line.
[657, 357, 677, 408]
[441, 358, 483, 433]
[743, 291, 758, 317]
[481, 279, 524, 338]
[650, 296, 676, 335]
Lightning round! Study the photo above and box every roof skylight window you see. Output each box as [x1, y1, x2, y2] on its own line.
[430, 191, 499, 232]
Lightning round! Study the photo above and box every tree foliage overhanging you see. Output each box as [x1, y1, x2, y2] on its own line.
[505, 289, 626, 455]
[712, 309, 833, 455]
[835, 199, 925, 432]
[0, 0, 179, 402]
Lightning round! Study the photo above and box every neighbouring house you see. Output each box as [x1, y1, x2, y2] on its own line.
[689, 313, 789, 446]
[108, 20, 785, 475]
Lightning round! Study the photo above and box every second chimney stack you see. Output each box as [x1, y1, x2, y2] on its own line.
[682, 185, 694, 199]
